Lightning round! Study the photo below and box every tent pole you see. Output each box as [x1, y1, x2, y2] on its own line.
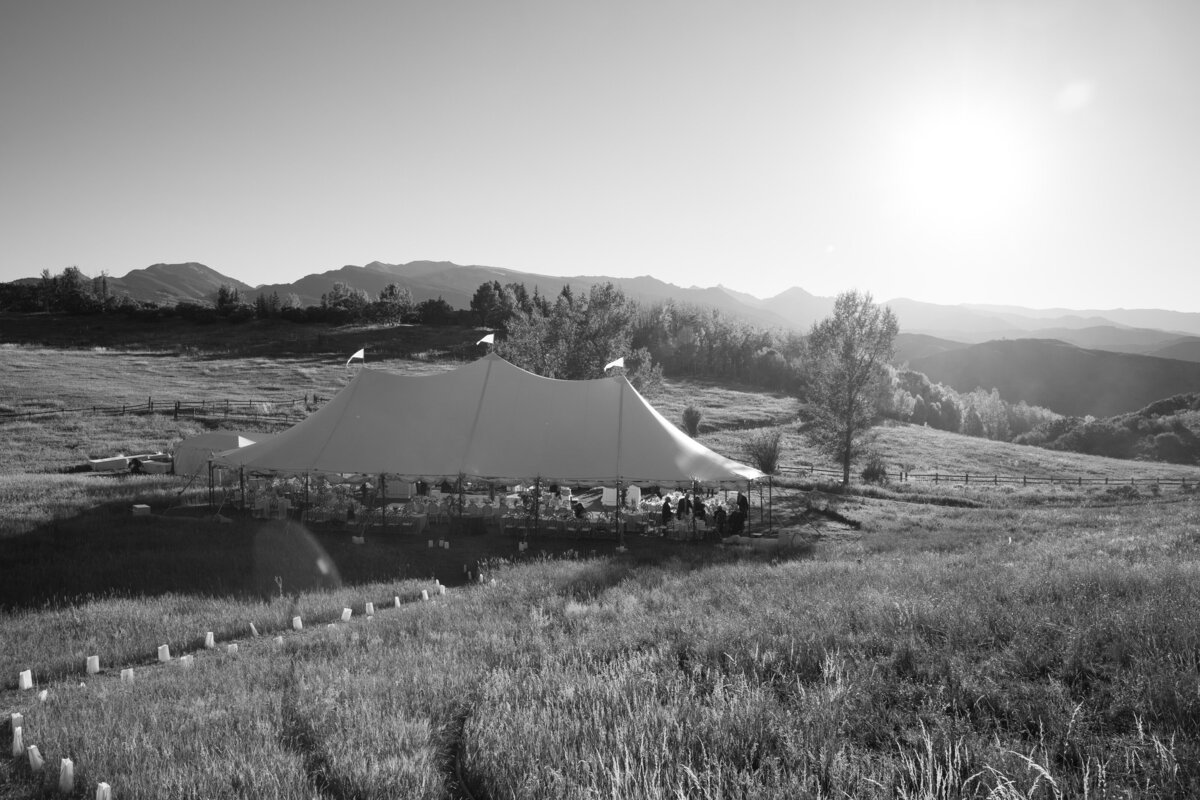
[304, 473, 310, 521]
[208, 462, 214, 509]
[457, 474, 464, 533]
[692, 479, 698, 542]
[615, 479, 623, 550]
[240, 468, 245, 511]
[380, 474, 386, 531]
[533, 476, 541, 538]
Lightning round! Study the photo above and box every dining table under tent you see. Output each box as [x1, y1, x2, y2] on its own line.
[212, 353, 764, 539]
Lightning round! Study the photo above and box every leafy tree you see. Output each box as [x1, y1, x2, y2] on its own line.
[803, 290, 899, 484]
[377, 283, 415, 323]
[416, 296, 455, 325]
[58, 266, 96, 313]
[497, 282, 661, 383]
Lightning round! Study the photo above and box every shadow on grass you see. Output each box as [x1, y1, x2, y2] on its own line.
[0, 505, 807, 611]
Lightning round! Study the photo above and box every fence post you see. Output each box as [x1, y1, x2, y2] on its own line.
[1023, 475, 1027, 487]
[965, 472, 969, 485]
[174, 401, 180, 420]
[1078, 476, 1082, 486]
[935, 471, 938, 484]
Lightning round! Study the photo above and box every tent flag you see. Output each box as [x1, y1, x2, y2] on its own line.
[476, 333, 495, 345]
[604, 356, 625, 370]
[346, 348, 365, 366]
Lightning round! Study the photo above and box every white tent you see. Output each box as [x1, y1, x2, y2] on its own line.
[175, 431, 273, 478]
[214, 354, 762, 486]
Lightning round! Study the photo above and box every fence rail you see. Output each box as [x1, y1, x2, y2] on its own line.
[777, 465, 1198, 490]
[0, 396, 310, 423]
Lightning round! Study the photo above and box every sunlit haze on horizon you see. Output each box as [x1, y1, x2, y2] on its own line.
[2, 1, 1199, 312]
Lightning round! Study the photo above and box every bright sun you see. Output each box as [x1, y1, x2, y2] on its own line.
[890, 103, 1035, 232]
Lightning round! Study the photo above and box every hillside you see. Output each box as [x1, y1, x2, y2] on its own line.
[108, 262, 254, 305]
[1014, 394, 1200, 465]
[892, 332, 969, 364]
[909, 338, 1200, 417]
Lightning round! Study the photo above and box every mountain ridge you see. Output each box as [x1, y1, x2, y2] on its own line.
[8, 260, 1200, 339]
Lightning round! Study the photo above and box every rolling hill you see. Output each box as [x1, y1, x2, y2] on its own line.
[108, 262, 254, 306]
[908, 339, 1200, 417]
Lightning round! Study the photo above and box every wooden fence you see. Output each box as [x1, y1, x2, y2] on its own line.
[777, 465, 1198, 490]
[0, 396, 311, 423]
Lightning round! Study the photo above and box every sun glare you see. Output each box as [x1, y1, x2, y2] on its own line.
[890, 103, 1035, 231]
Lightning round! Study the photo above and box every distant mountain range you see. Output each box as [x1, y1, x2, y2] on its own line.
[25, 258, 1200, 338]
[9, 260, 1200, 416]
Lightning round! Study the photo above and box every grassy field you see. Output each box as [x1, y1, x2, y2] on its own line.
[4, 344, 1200, 798]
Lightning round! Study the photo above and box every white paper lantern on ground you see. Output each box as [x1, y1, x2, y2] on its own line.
[341, 608, 352, 622]
[121, 668, 134, 683]
[204, 632, 215, 649]
[364, 602, 374, 616]
[97, 782, 113, 800]
[292, 616, 303, 631]
[59, 758, 75, 793]
[10, 726, 22, 758]
[86, 655, 100, 674]
[27, 745, 43, 772]
[157, 645, 171, 662]
[18, 669, 32, 690]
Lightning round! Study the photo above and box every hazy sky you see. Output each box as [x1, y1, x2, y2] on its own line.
[3, 1, 1199, 310]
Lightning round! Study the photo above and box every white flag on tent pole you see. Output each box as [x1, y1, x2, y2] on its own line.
[476, 333, 495, 345]
[346, 348, 365, 366]
[604, 356, 624, 370]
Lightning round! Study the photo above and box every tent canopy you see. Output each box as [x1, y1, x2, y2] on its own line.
[215, 354, 762, 486]
[175, 431, 272, 477]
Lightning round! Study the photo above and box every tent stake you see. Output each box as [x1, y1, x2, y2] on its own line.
[380, 474, 386, 531]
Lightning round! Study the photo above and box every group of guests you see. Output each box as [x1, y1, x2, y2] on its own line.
[660, 491, 750, 537]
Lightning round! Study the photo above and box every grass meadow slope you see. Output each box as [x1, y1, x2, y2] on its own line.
[3, 344, 1200, 798]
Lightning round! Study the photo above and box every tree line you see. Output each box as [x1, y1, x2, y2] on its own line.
[14, 268, 1190, 467]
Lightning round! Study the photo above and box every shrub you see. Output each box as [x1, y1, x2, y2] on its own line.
[682, 405, 702, 436]
[860, 452, 889, 484]
[743, 428, 783, 474]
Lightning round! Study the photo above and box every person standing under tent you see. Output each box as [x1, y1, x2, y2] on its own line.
[714, 503, 727, 536]
[661, 496, 673, 526]
[677, 492, 691, 520]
